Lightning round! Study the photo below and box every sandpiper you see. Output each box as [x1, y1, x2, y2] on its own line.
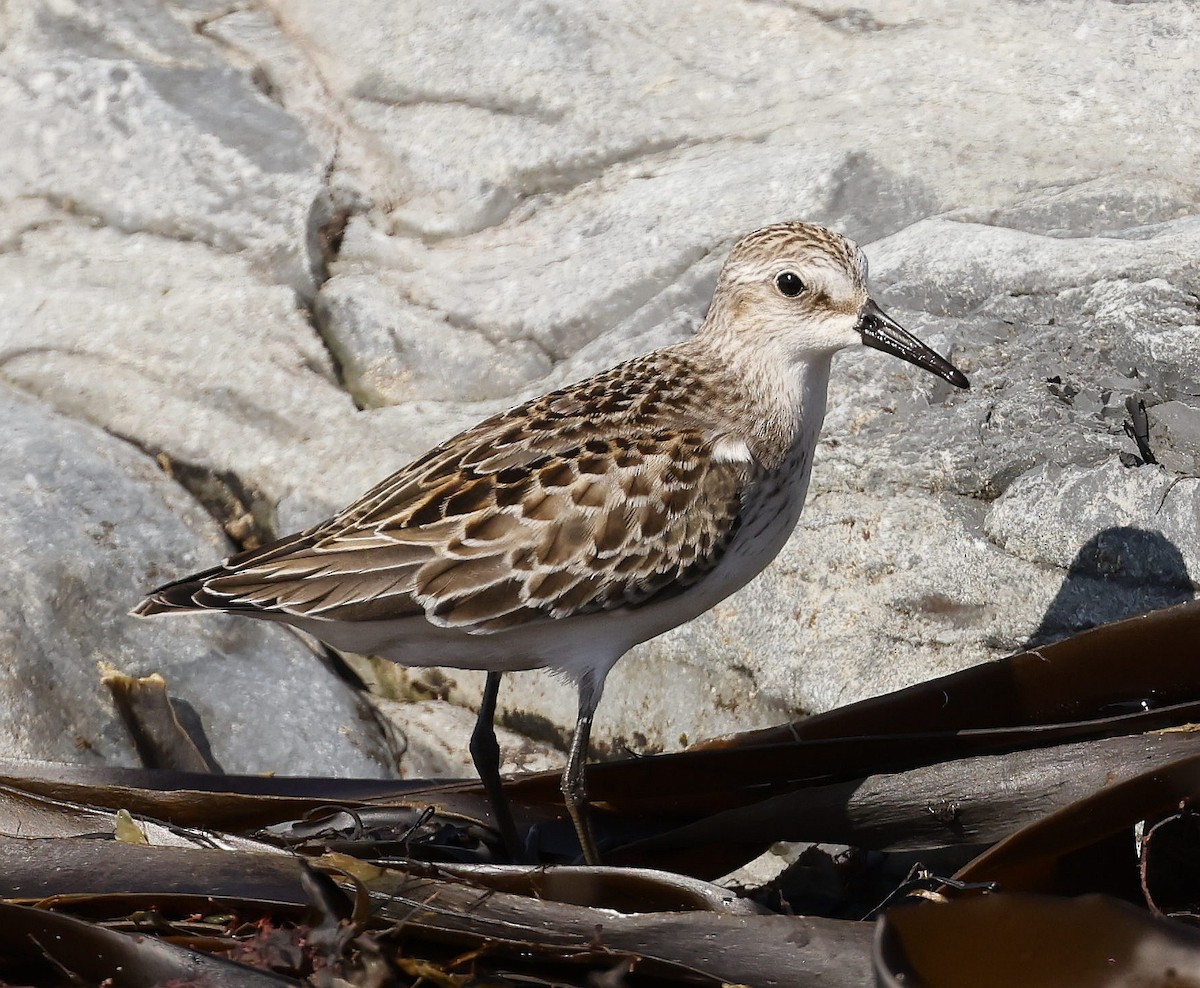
[134, 222, 968, 864]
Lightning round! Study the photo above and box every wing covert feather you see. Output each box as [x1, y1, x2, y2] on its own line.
[197, 351, 758, 632]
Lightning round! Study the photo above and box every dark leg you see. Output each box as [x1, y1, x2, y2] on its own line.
[469, 671, 521, 861]
[561, 673, 601, 866]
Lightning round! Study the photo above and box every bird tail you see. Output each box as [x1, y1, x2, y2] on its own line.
[130, 565, 229, 617]
[131, 530, 318, 618]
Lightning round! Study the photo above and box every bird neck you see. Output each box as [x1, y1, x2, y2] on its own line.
[682, 337, 834, 471]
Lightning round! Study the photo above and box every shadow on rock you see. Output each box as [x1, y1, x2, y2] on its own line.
[1026, 526, 1195, 649]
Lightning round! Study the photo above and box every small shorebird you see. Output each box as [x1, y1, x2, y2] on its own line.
[134, 222, 968, 863]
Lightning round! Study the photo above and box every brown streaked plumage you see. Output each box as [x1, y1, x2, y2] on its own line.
[161, 351, 751, 632]
[134, 221, 969, 864]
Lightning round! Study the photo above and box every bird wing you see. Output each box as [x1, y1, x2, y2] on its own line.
[160, 351, 757, 632]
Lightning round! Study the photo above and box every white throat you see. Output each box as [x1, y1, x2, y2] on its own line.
[723, 344, 834, 471]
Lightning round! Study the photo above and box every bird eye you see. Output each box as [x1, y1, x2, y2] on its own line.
[775, 271, 806, 297]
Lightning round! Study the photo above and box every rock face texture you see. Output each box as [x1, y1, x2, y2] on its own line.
[2, 0, 1197, 770]
[1, 386, 396, 775]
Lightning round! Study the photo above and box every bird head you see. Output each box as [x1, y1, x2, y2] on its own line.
[705, 222, 969, 389]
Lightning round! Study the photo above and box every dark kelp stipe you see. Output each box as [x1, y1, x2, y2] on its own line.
[1, 600, 1199, 984]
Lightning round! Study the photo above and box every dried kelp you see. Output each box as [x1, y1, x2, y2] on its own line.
[0, 601, 1197, 984]
[874, 894, 1200, 987]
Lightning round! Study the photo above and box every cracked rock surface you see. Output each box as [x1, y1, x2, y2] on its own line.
[2, 0, 1198, 771]
[1, 385, 396, 775]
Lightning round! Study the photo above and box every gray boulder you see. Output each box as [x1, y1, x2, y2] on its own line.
[0, 385, 396, 776]
[2, 0, 1197, 766]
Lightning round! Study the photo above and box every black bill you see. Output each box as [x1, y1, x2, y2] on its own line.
[858, 299, 969, 389]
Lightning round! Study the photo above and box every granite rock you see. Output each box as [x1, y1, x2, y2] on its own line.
[0, 385, 396, 776]
[3, 0, 1198, 767]
[375, 698, 559, 780]
[1149, 400, 1200, 475]
[1, 1, 331, 293]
